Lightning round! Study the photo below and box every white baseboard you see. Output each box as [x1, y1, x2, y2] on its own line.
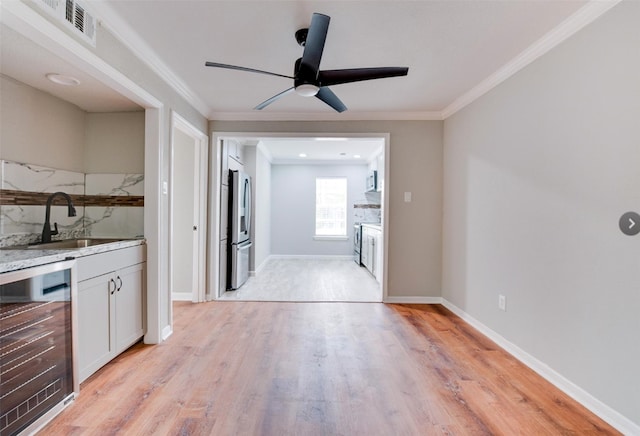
[384, 296, 443, 304]
[171, 292, 192, 301]
[269, 254, 354, 260]
[161, 325, 173, 341]
[441, 299, 640, 435]
[252, 256, 272, 276]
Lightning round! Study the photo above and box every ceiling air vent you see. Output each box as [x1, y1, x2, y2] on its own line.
[35, 0, 97, 46]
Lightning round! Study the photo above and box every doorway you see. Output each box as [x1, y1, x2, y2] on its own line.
[209, 132, 389, 303]
[170, 112, 208, 303]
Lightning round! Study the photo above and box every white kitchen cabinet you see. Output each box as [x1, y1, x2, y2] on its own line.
[374, 230, 383, 282]
[227, 139, 244, 164]
[361, 228, 371, 271]
[362, 225, 382, 281]
[77, 245, 146, 382]
[376, 152, 384, 193]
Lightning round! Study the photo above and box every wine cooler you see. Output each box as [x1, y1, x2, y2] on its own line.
[1, 260, 79, 435]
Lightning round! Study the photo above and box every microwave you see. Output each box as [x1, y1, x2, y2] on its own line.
[366, 170, 377, 192]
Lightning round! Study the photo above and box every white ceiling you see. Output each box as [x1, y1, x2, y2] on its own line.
[91, 0, 588, 119]
[247, 136, 384, 164]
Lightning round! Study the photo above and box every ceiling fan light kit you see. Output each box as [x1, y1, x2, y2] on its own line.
[205, 12, 409, 112]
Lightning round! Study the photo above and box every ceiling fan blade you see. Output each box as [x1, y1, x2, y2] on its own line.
[315, 87, 347, 113]
[319, 67, 409, 86]
[254, 87, 295, 110]
[299, 13, 330, 80]
[205, 62, 293, 80]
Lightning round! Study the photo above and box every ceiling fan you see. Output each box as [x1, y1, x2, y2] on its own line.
[205, 13, 409, 113]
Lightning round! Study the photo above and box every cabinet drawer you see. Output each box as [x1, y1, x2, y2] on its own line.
[77, 245, 146, 282]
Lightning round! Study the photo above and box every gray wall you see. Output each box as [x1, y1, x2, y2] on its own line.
[0, 75, 86, 171]
[271, 164, 366, 256]
[210, 120, 443, 298]
[85, 112, 145, 173]
[254, 145, 272, 271]
[0, 76, 145, 174]
[442, 0, 640, 426]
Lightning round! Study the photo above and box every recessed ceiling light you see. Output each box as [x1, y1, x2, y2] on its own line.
[340, 152, 347, 156]
[299, 153, 307, 158]
[46, 73, 81, 86]
[354, 154, 361, 158]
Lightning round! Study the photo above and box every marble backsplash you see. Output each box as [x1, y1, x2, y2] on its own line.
[354, 191, 382, 223]
[0, 160, 143, 247]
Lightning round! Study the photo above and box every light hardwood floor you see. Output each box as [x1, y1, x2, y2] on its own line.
[39, 302, 619, 435]
[218, 258, 382, 302]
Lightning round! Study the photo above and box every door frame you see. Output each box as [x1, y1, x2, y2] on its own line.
[169, 111, 208, 304]
[208, 131, 389, 302]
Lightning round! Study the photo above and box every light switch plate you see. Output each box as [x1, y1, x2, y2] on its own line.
[162, 181, 168, 195]
[404, 192, 412, 202]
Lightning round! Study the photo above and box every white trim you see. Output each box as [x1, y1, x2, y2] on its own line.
[209, 111, 443, 121]
[253, 255, 272, 276]
[171, 292, 193, 302]
[269, 255, 354, 261]
[211, 131, 389, 302]
[87, 1, 210, 118]
[384, 296, 443, 304]
[313, 236, 349, 241]
[441, 0, 622, 118]
[161, 325, 173, 341]
[143, 107, 165, 345]
[441, 299, 640, 435]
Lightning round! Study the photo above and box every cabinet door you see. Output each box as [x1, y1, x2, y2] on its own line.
[221, 141, 229, 183]
[374, 230, 383, 282]
[376, 153, 384, 192]
[78, 273, 115, 382]
[114, 263, 145, 353]
[360, 229, 369, 269]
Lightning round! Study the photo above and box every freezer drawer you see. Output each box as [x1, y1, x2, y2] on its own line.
[230, 241, 252, 290]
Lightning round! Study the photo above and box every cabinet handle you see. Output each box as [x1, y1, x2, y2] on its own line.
[116, 276, 123, 292]
[109, 278, 116, 295]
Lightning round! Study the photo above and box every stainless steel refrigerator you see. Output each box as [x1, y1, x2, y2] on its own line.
[228, 170, 252, 290]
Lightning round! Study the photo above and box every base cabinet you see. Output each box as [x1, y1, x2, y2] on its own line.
[77, 246, 146, 383]
[362, 226, 382, 282]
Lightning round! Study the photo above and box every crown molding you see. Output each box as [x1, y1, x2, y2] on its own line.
[441, 0, 622, 119]
[88, 1, 210, 118]
[208, 111, 443, 122]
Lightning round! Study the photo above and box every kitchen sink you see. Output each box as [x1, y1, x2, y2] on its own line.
[26, 238, 123, 249]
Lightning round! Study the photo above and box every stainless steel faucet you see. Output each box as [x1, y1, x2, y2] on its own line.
[41, 192, 77, 243]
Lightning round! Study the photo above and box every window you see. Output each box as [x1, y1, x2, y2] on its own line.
[315, 177, 347, 237]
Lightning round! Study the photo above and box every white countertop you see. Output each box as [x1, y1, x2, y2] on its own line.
[0, 239, 146, 274]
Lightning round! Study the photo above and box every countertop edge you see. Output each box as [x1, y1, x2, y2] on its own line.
[0, 239, 146, 274]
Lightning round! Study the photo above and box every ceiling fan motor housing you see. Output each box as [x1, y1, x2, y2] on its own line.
[293, 57, 319, 96]
[295, 28, 309, 47]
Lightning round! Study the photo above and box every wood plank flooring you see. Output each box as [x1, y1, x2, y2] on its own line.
[39, 302, 619, 435]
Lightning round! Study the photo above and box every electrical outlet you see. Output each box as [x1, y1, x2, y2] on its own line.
[498, 295, 507, 311]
